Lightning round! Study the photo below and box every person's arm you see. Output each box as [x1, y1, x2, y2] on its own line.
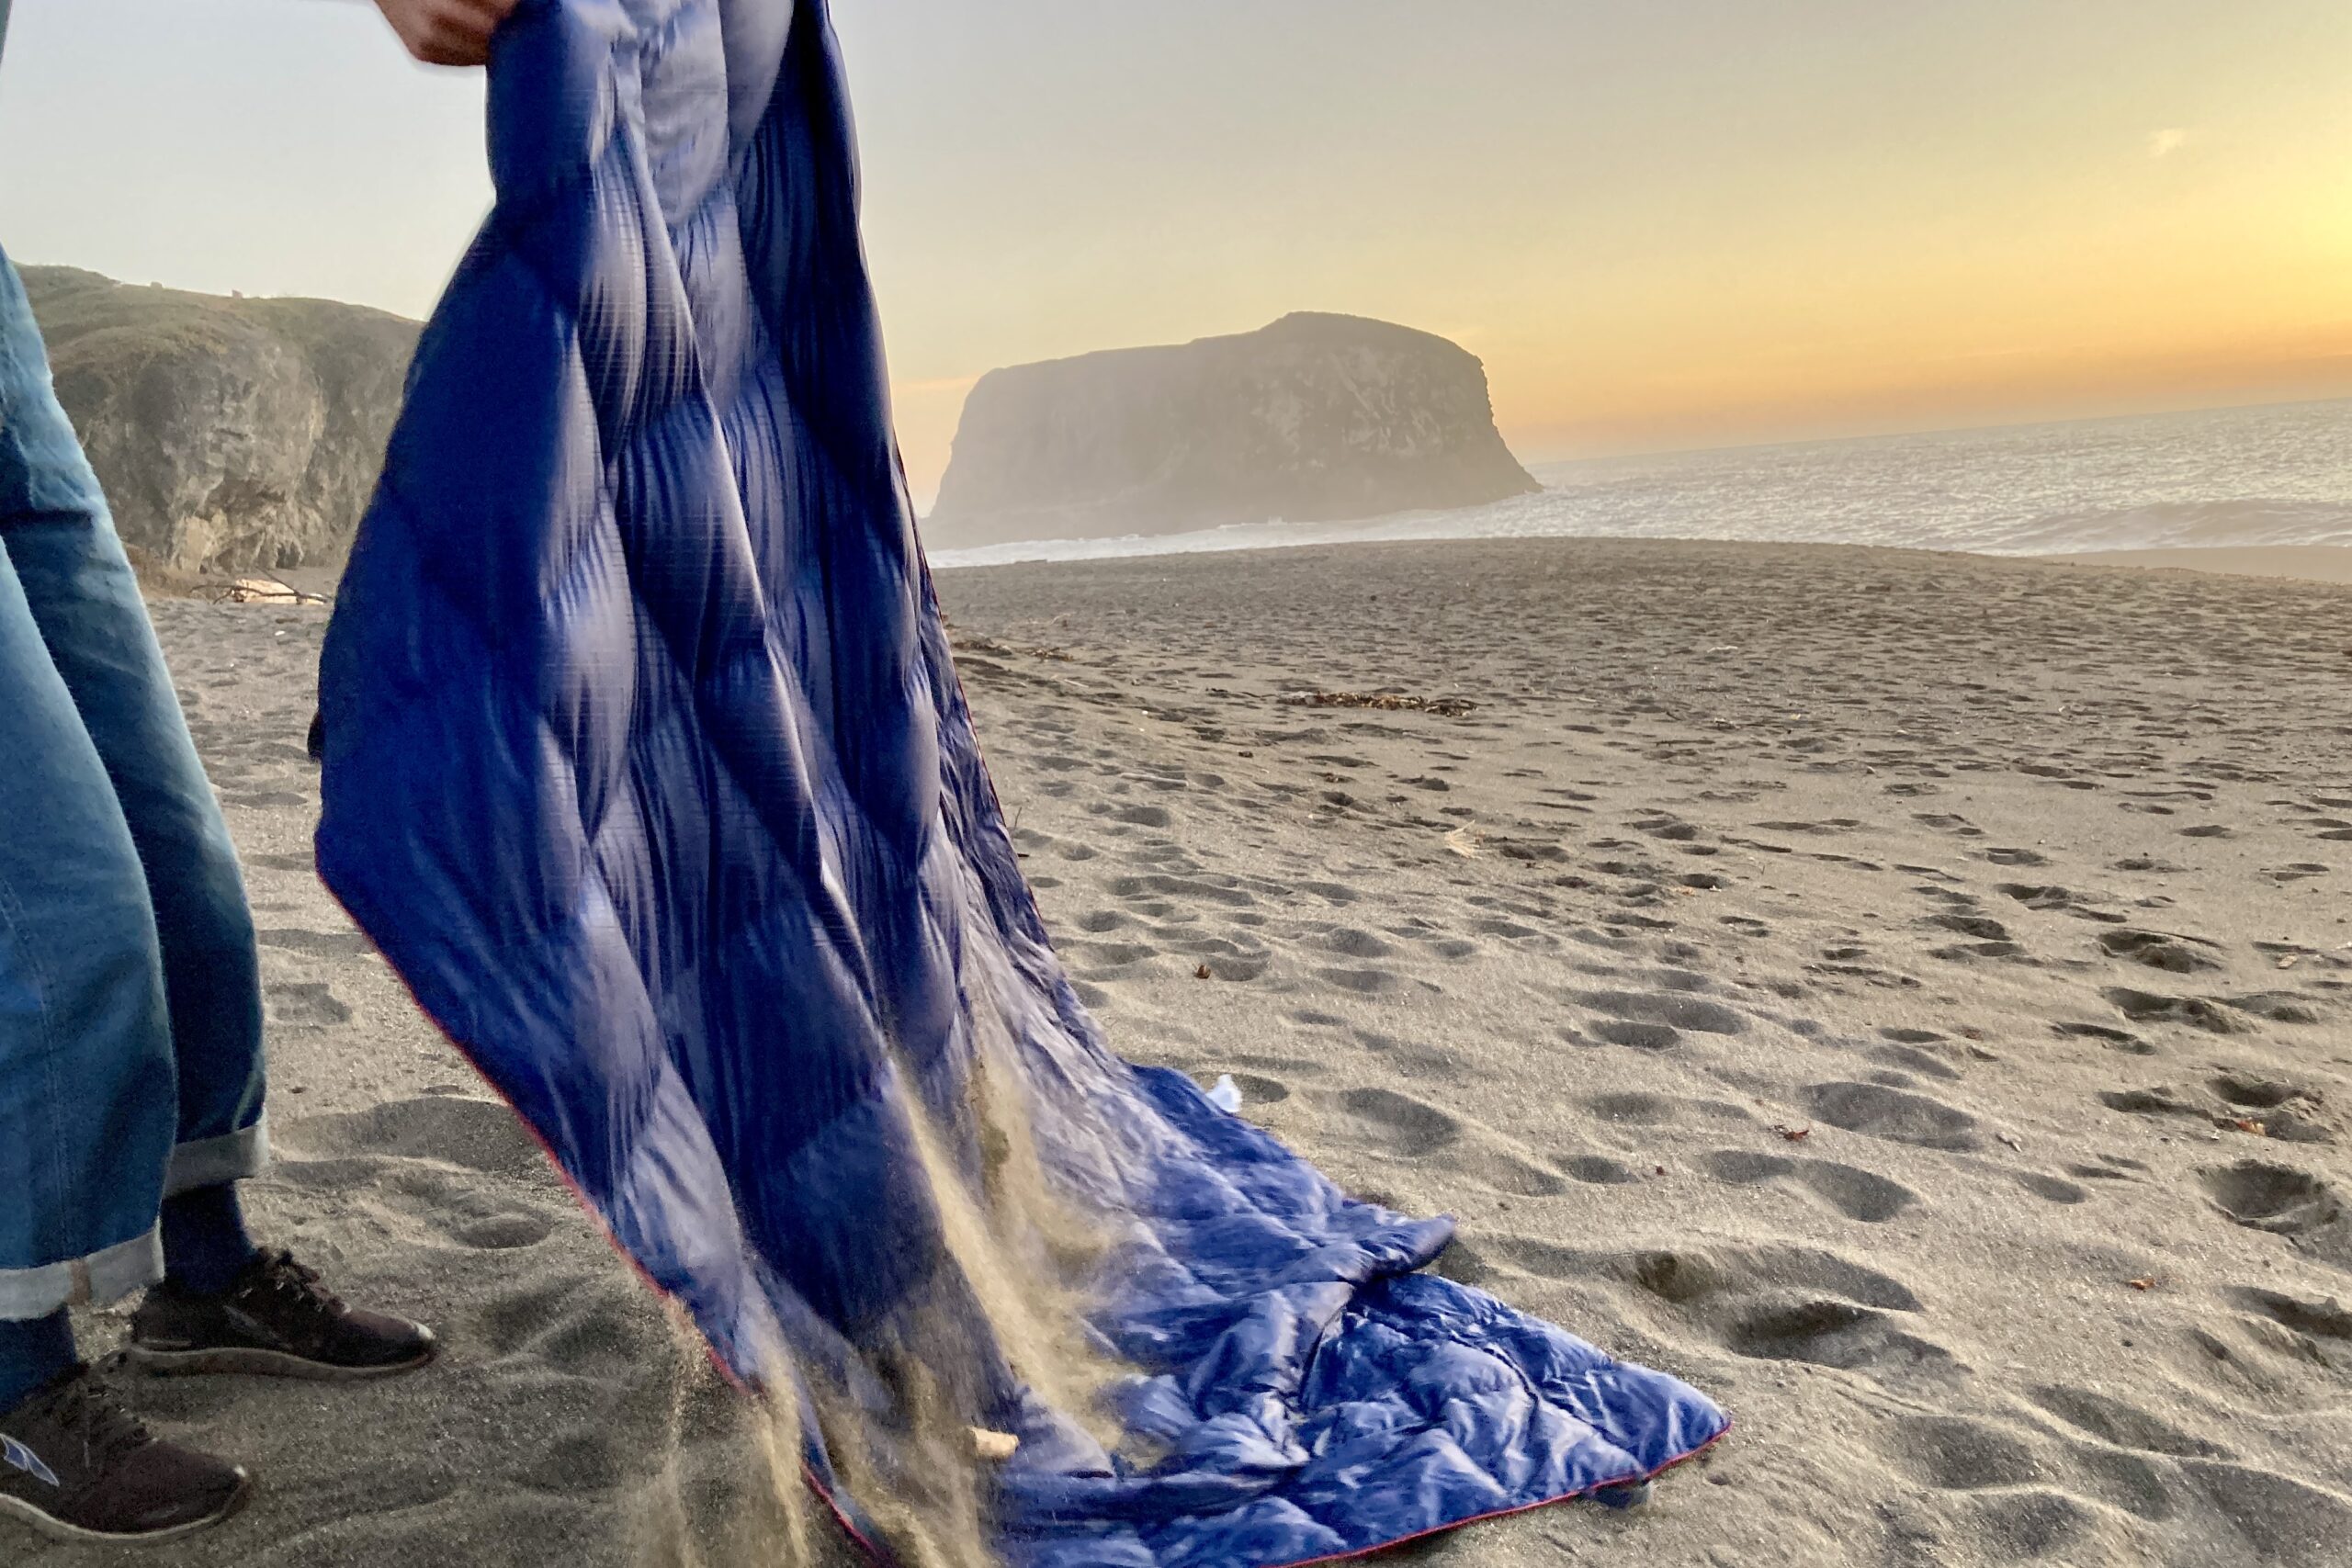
[373, 0, 521, 67]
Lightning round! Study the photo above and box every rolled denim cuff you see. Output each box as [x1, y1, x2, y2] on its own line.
[0, 1224, 164, 1318]
[162, 1114, 270, 1198]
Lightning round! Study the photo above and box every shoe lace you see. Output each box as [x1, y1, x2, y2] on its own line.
[249, 1249, 345, 1322]
[46, 1372, 151, 1477]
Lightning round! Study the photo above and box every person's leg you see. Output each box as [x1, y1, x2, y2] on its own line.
[158, 1187, 257, 1296]
[0, 1314, 75, 1416]
[0, 371, 176, 1365]
[0, 254, 268, 1266]
[0, 246, 254, 1546]
[0, 250, 434, 1383]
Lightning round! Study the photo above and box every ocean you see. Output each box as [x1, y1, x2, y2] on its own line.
[923, 395, 2352, 570]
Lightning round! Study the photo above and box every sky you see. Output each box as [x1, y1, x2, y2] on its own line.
[5, 0, 2350, 505]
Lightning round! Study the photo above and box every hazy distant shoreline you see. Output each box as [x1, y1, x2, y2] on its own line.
[925, 395, 2352, 572]
[931, 531, 2352, 587]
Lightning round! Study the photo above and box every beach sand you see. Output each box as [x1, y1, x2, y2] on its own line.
[2057, 546, 2352, 585]
[25, 537, 2352, 1567]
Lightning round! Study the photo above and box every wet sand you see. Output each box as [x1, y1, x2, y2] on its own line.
[2057, 545, 2352, 584]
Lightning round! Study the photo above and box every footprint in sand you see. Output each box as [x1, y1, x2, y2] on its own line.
[1588, 1019, 1681, 1050]
[2026, 1386, 2227, 1458]
[1999, 883, 2129, 923]
[2098, 929, 2222, 974]
[266, 980, 353, 1028]
[218, 789, 311, 810]
[478, 1269, 668, 1381]
[1572, 988, 1750, 1047]
[1317, 1086, 1570, 1196]
[1885, 1415, 2046, 1489]
[1314, 965, 1402, 996]
[1466, 918, 1552, 945]
[1492, 1234, 1955, 1380]
[449, 1213, 558, 1251]
[2181, 1462, 2352, 1564]
[1806, 1081, 1982, 1151]
[243, 851, 320, 874]
[1161, 933, 1270, 983]
[1351, 1031, 1464, 1080]
[2226, 991, 2324, 1026]
[1324, 1088, 1460, 1157]
[1701, 1148, 1919, 1223]
[282, 1094, 548, 1181]
[2112, 855, 2188, 873]
[1110, 873, 1255, 908]
[2011, 1170, 2091, 1204]
[1218, 1072, 1292, 1105]
[1462, 1152, 1572, 1199]
[258, 927, 377, 959]
[2053, 1020, 2154, 1055]
[1929, 912, 2013, 942]
[2099, 1086, 2203, 1118]
[2103, 987, 2245, 1035]
[1871, 1043, 1963, 1082]
[1317, 927, 1396, 959]
[2211, 1073, 2314, 1113]
[2065, 1155, 2149, 1184]
[2200, 1160, 2343, 1247]
[1722, 1295, 1957, 1377]
[2233, 1287, 2352, 1367]
[1066, 940, 1159, 975]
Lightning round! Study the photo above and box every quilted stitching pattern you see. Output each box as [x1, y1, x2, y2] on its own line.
[316, 4, 1726, 1562]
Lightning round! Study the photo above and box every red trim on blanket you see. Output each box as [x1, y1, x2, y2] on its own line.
[805, 1461, 891, 1565]
[1260, 1423, 1733, 1568]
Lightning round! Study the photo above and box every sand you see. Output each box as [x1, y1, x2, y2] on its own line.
[25, 536, 2352, 1567]
[2056, 546, 2352, 585]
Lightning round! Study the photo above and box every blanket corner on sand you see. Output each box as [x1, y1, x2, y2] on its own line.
[314, 3, 1728, 1562]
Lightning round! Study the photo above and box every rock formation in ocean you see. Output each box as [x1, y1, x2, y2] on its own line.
[20, 266, 420, 577]
[925, 312, 1542, 548]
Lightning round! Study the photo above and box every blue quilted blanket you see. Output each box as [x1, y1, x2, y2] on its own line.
[314, 2, 1726, 1562]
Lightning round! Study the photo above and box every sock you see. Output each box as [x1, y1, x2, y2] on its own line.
[0, 1310, 76, 1416]
[160, 1182, 260, 1296]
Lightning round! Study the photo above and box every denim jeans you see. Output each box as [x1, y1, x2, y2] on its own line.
[0, 248, 267, 1319]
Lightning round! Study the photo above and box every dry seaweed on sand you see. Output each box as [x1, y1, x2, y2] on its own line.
[1279, 689, 1476, 717]
[951, 634, 1076, 662]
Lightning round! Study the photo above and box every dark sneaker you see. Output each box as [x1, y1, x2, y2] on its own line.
[125, 1250, 436, 1382]
[0, 1365, 249, 1544]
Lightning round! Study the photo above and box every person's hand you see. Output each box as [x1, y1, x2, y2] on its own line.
[373, 0, 522, 67]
